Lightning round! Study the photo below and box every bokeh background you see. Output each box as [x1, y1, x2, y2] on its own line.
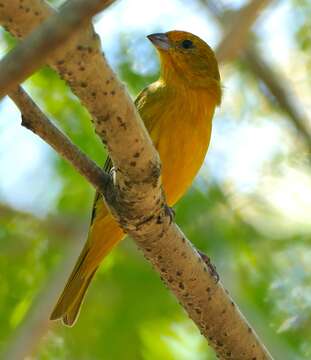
[1, 0, 311, 359]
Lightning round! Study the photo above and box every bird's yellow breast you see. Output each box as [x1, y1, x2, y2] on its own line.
[143, 84, 216, 206]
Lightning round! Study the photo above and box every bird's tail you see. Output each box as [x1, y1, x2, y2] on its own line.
[49, 248, 98, 326]
[50, 208, 124, 326]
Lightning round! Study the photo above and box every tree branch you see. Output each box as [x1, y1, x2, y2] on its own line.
[243, 47, 311, 152]
[9, 86, 109, 193]
[205, 0, 311, 153]
[215, 0, 272, 63]
[0, 0, 115, 98]
[0, 0, 273, 358]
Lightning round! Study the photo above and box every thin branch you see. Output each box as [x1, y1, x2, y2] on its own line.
[215, 0, 272, 63]
[0, 0, 115, 98]
[205, 0, 311, 153]
[243, 47, 311, 152]
[0, 1, 273, 358]
[9, 87, 109, 193]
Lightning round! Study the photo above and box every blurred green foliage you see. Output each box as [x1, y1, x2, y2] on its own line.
[1, 0, 311, 359]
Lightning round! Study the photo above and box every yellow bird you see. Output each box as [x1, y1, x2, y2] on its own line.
[50, 30, 221, 326]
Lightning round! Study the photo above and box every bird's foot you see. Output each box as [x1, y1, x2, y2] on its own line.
[109, 166, 116, 177]
[165, 205, 175, 224]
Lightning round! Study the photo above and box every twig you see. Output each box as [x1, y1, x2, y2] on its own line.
[215, 0, 272, 63]
[9, 87, 109, 193]
[243, 47, 311, 152]
[205, 0, 311, 153]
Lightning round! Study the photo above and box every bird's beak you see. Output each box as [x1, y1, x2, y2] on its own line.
[147, 33, 170, 51]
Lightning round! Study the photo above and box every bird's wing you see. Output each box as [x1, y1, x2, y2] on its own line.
[134, 83, 165, 133]
[89, 155, 112, 225]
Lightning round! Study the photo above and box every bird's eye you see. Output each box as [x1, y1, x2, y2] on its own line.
[181, 39, 194, 49]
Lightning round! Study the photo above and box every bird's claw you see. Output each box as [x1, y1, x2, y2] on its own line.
[165, 205, 175, 224]
[109, 166, 116, 177]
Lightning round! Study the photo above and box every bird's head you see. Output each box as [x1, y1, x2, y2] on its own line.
[148, 30, 221, 104]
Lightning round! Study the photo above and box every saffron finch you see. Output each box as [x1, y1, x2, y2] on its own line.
[50, 30, 221, 326]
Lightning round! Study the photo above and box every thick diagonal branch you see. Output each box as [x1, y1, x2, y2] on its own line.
[0, 0, 273, 359]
